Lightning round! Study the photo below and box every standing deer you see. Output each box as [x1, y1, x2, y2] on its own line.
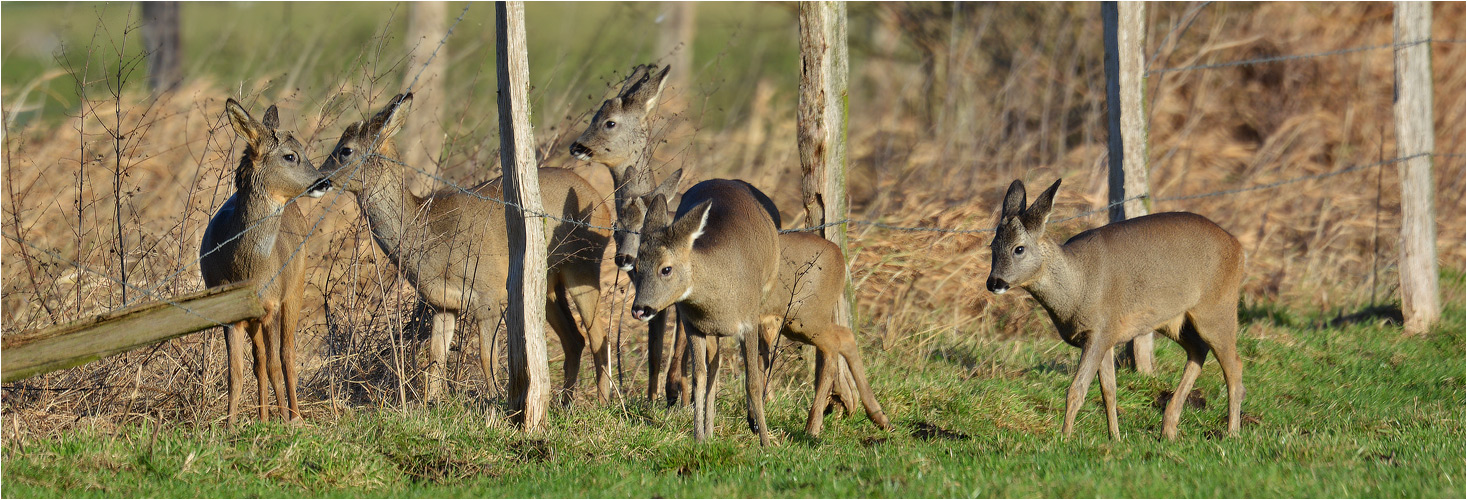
[986, 179, 1245, 440]
[629, 180, 890, 445]
[201, 99, 333, 425]
[571, 64, 798, 407]
[319, 94, 613, 404]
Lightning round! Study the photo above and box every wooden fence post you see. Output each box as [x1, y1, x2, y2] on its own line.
[496, 0, 551, 431]
[1103, 1, 1155, 374]
[657, 2, 696, 104]
[798, 1, 859, 408]
[3, 283, 263, 383]
[1393, 1, 1439, 335]
[403, 1, 448, 197]
[142, 1, 182, 93]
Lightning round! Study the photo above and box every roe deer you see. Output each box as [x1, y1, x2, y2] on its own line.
[200, 99, 333, 425]
[629, 180, 890, 445]
[319, 94, 613, 404]
[986, 179, 1245, 440]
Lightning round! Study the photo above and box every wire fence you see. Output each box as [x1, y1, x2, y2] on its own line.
[4, 3, 1462, 363]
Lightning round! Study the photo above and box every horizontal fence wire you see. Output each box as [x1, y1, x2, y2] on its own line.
[1146, 38, 1446, 76]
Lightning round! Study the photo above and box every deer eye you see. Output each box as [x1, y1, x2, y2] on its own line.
[660, 266, 672, 277]
[604, 120, 617, 129]
[283, 153, 298, 163]
[1014, 245, 1025, 255]
[339, 147, 353, 158]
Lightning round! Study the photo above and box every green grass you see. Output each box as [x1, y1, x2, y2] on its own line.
[6, 297, 1463, 498]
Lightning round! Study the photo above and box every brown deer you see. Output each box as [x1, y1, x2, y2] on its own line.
[986, 179, 1245, 440]
[629, 180, 891, 445]
[200, 99, 333, 425]
[319, 94, 613, 404]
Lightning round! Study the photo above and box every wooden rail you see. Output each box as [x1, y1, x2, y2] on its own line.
[2, 282, 263, 383]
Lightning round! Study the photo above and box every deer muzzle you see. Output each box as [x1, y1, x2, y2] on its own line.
[986, 276, 1010, 294]
[630, 305, 658, 322]
[569, 142, 593, 161]
[306, 178, 333, 198]
[614, 253, 635, 271]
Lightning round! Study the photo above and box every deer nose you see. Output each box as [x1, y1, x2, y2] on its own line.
[986, 276, 1010, 294]
[306, 178, 333, 198]
[630, 306, 657, 322]
[614, 254, 634, 271]
[569, 142, 592, 160]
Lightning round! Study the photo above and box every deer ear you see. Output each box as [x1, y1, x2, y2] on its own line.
[370, 93, 413, 139]
[628, 65, 670, 114]
[617, 64, 652, 98]
[1021, 179, 1061, 232]
[1001, 179, 1027, 218]
[262, 105, 280, 130]
[672, 199, 713, 248]
[651, 168, 683, 201]
[225, 98, 267, 147]
[624, 196, 649, 232]
[644, 193, 672, 231]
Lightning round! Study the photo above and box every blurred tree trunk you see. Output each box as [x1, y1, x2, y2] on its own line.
[657, 2, 696, 112]
[404, 1, 448, 197]
[496, 0, 551, 432]
[142, 2, 182, 94]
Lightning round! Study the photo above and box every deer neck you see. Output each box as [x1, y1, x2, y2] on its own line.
[1021, 237, 1087, 324]
[233, 180, 290, 258]
[354, 157, 426, 263]
[607, 139, 655, 209]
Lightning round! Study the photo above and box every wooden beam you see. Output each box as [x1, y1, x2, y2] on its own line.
[403, 0, 448, 197]
[496, 0, 551, 431]
[3, 282, 263, 383]
[1103, 1, 1155, 374]
[1393, 1, 1438, 335]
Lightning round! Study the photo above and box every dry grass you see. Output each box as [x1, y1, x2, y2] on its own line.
[2, 2, 1462, 439]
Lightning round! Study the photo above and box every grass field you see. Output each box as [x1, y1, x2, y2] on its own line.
[2, 2, 1464, 498]
[4, 282, 1463, 497]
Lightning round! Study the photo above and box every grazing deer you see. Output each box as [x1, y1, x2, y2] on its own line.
[319, 94, 613, 404]
[200, 99, 333, 425]
[986, 179, 1245, 440]
[629, 180, 890, 445]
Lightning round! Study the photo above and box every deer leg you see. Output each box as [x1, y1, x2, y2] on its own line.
[835, 326, 891, 431]
[225, 321, 247, 426]
[563, 270, 610, 402]
[1098, 346, 1120, 440]
[647, 309, 667, 404]
[1062, 340, 1108, 437]
[248, 318, 269, 422]
[666, 311, 690, 407]
[425, 311, 457, 404]
[740, 327, 771, 446]
[544, 289, 583, 406]
[805, 346, 837, 437]
[279, 296, 302, 423]
[471, 317, 500, 401]
[1211, 335, 1244, 436]
[706, 335, 722, 438]
[1164, 339, 1208, 440]
[690, 330, 709, 442]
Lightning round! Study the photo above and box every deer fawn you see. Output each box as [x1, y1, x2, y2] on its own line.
[986, 179, 1245, 440]
[629, 180, 890, 445]
[201, 99, 333, 425]
[319, 94, 613, 404]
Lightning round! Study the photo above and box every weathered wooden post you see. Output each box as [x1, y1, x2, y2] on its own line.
[496, 0, 551, 430]
[403, 1, 448, 197]
[798, 0, 860, 409]
[1102, 1, 1155, 374]
[1393, 2, 1438, 335]
[142, 1, 182, 93]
